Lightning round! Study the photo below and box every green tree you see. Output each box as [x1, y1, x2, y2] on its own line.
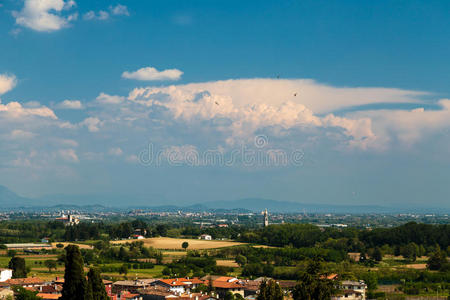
[60, 245, 89, 300]
[44, 259, 57, 272]
[8, 257, 27, 278]
[292, 259, 335, 300]
[235, 254, 247, 267]
[12, 286, 41, 300]
[373, 247, 383, 262]
[118, 246, 129, 261]
[257, 279, 283, 300]
[402, 243, 418, 262]
[427, 246, 448, 271]
[361, 271, 378, 292]
[119, 264, 128, 275]
[182, 241, 189, 251]
[86, 268, 109, 300]
[224, 291, 236, 300]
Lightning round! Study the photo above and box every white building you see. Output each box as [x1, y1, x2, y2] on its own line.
[332, 280, 367, 300]
[0, 269, 12, 282]
[199, 234, 212, 240]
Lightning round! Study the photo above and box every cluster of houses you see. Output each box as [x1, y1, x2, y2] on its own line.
[0, 268, 367, 300]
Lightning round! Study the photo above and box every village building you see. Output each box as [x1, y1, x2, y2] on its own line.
[332, 280, 367, 300]
[5, 243, 52, 251]
[198, 234, 212, 240]
[0, 269, 12, 283]
[348, 252, 362, 262]
[151, 278, 204, 294]
[113, 279, 157, 294]
[55, 214, 80, 226]
[0, 277, 46, 289]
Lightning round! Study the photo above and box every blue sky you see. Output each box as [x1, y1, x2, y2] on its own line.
[0, 0, 449, 209]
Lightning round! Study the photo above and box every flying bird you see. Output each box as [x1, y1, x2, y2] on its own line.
[215, 101, 220, 106]
[293, 92, 298, 97]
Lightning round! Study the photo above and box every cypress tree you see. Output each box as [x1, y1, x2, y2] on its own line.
[87, 267, 109, 300]
[257, 279, 283, 300]
[8, 256, 27, 278]
[60, 245, 88, 300]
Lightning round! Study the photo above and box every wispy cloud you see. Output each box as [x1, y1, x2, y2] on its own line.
[83, 4, 129, 21]
[122, 67, 183, 81]
[57, 100, 83, 110]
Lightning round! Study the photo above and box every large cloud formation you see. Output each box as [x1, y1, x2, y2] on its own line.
[1, 77, 449, 173]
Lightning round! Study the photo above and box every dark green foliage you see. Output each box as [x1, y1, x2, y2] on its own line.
[361, 271, 378, 291]
[360, 222, 449, 249]
[235, 254, 247, 266]
[292, 259, 335, 300]
[44, 259, 57, 272]
[402, 242, 419, 262]
[257, 280, 284, 300]
[9, 256, 27, 278]
[373, 247, 383, 262]
[242, 263, 274, 278]
[86, 268, 109, 300]
[60, 245, 88, 300]
[119, 264, 128, 275]
[224, 291, 236, 300]
[12, 286, 41, 300]
[427, 246, 448, 271]
[182, 241, 189, 250]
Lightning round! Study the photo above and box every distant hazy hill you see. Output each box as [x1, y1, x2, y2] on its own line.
[202, 198, 394, 213]
[0, 184, 444, 213]
[0, 185, 35, 207]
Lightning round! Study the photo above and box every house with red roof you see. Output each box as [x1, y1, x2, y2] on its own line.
[151, 278, 205, 294]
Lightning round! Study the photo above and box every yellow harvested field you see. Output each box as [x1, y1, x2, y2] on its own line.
[51, 242, 93, 249]
[163, 251, 187, 256]
[216, 260, 239, 267]
[403, 263, 427, 269]
[111, 237, 245, 250]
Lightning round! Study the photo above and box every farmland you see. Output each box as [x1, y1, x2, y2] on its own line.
[111, 237, 245, 250]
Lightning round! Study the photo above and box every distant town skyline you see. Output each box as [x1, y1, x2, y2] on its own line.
[0, 0, 449, 208]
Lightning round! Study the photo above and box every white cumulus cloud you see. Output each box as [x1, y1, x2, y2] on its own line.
[110, 4, 129, 16]
[0, 101, 57, 119]
[13, 0, 77, 32]
[0, 74, 17, 95]
[80, 117, 102, 132]
[122, 67, 183, 81]
[96, 92, 125, 105]
[57, 99, 83, 109]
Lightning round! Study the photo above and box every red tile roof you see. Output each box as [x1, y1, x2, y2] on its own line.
[36, 293, 62, 299]
[157, 278, 204, 287]
[5, 277, 45, 286]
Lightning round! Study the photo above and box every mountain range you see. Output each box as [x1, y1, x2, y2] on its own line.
[0, 185, 445, 213]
